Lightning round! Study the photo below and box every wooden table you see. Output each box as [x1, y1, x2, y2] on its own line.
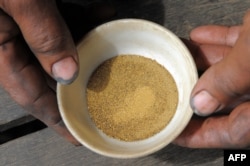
[1, 0, 249, 165]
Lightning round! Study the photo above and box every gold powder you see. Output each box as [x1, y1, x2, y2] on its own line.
[87, 55, 178, 141]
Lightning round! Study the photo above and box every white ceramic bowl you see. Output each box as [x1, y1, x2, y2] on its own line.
[57, 19, 197, 158]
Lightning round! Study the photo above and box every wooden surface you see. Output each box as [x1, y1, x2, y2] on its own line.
[1, 128, 223, 166]
[1, 0, 250, 165]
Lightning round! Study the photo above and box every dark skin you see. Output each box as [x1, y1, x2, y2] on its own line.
[0, 0, 80, 145]
[0, 0, 115, 146]
[1, 0, 250, 148]
[175, 11, 250, 148]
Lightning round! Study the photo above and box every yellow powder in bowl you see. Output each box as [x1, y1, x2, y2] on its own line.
[87, 55, 178, 141]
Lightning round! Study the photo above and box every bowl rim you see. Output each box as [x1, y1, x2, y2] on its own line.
[57, 18, 198, 158]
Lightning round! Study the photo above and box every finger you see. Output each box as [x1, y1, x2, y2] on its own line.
[0, 0, 78, 84]
[0, 36, 80, 145]
[191, 53, 250, 116]
[190, 25, 241, 47]
[45, 73, 57, 92]
[0, 9, 19, 44]
[181, 38, 231, 71]
[174, 102, 250, 148]
[196, 45, 231, 71]
[190, 12, 250, 116]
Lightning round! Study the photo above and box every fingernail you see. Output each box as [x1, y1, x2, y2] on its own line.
[52, 56, 78, 84]
[191, 90, 220, 116]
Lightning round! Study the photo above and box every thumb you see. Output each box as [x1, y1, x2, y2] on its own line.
[191, 11, 250, 116]
[0, 0, 78, 84]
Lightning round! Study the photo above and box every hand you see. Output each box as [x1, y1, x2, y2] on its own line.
[174, 11, 250, 148]
[0, 0, 115, 145]
[0, 0, 80, 145]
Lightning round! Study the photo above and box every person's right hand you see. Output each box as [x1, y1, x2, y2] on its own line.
[175, 11, 250, 148]
[0, 0, 80, 145]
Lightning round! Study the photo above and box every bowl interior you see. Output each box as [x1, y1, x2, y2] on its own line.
[57, 19, 197, 158]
